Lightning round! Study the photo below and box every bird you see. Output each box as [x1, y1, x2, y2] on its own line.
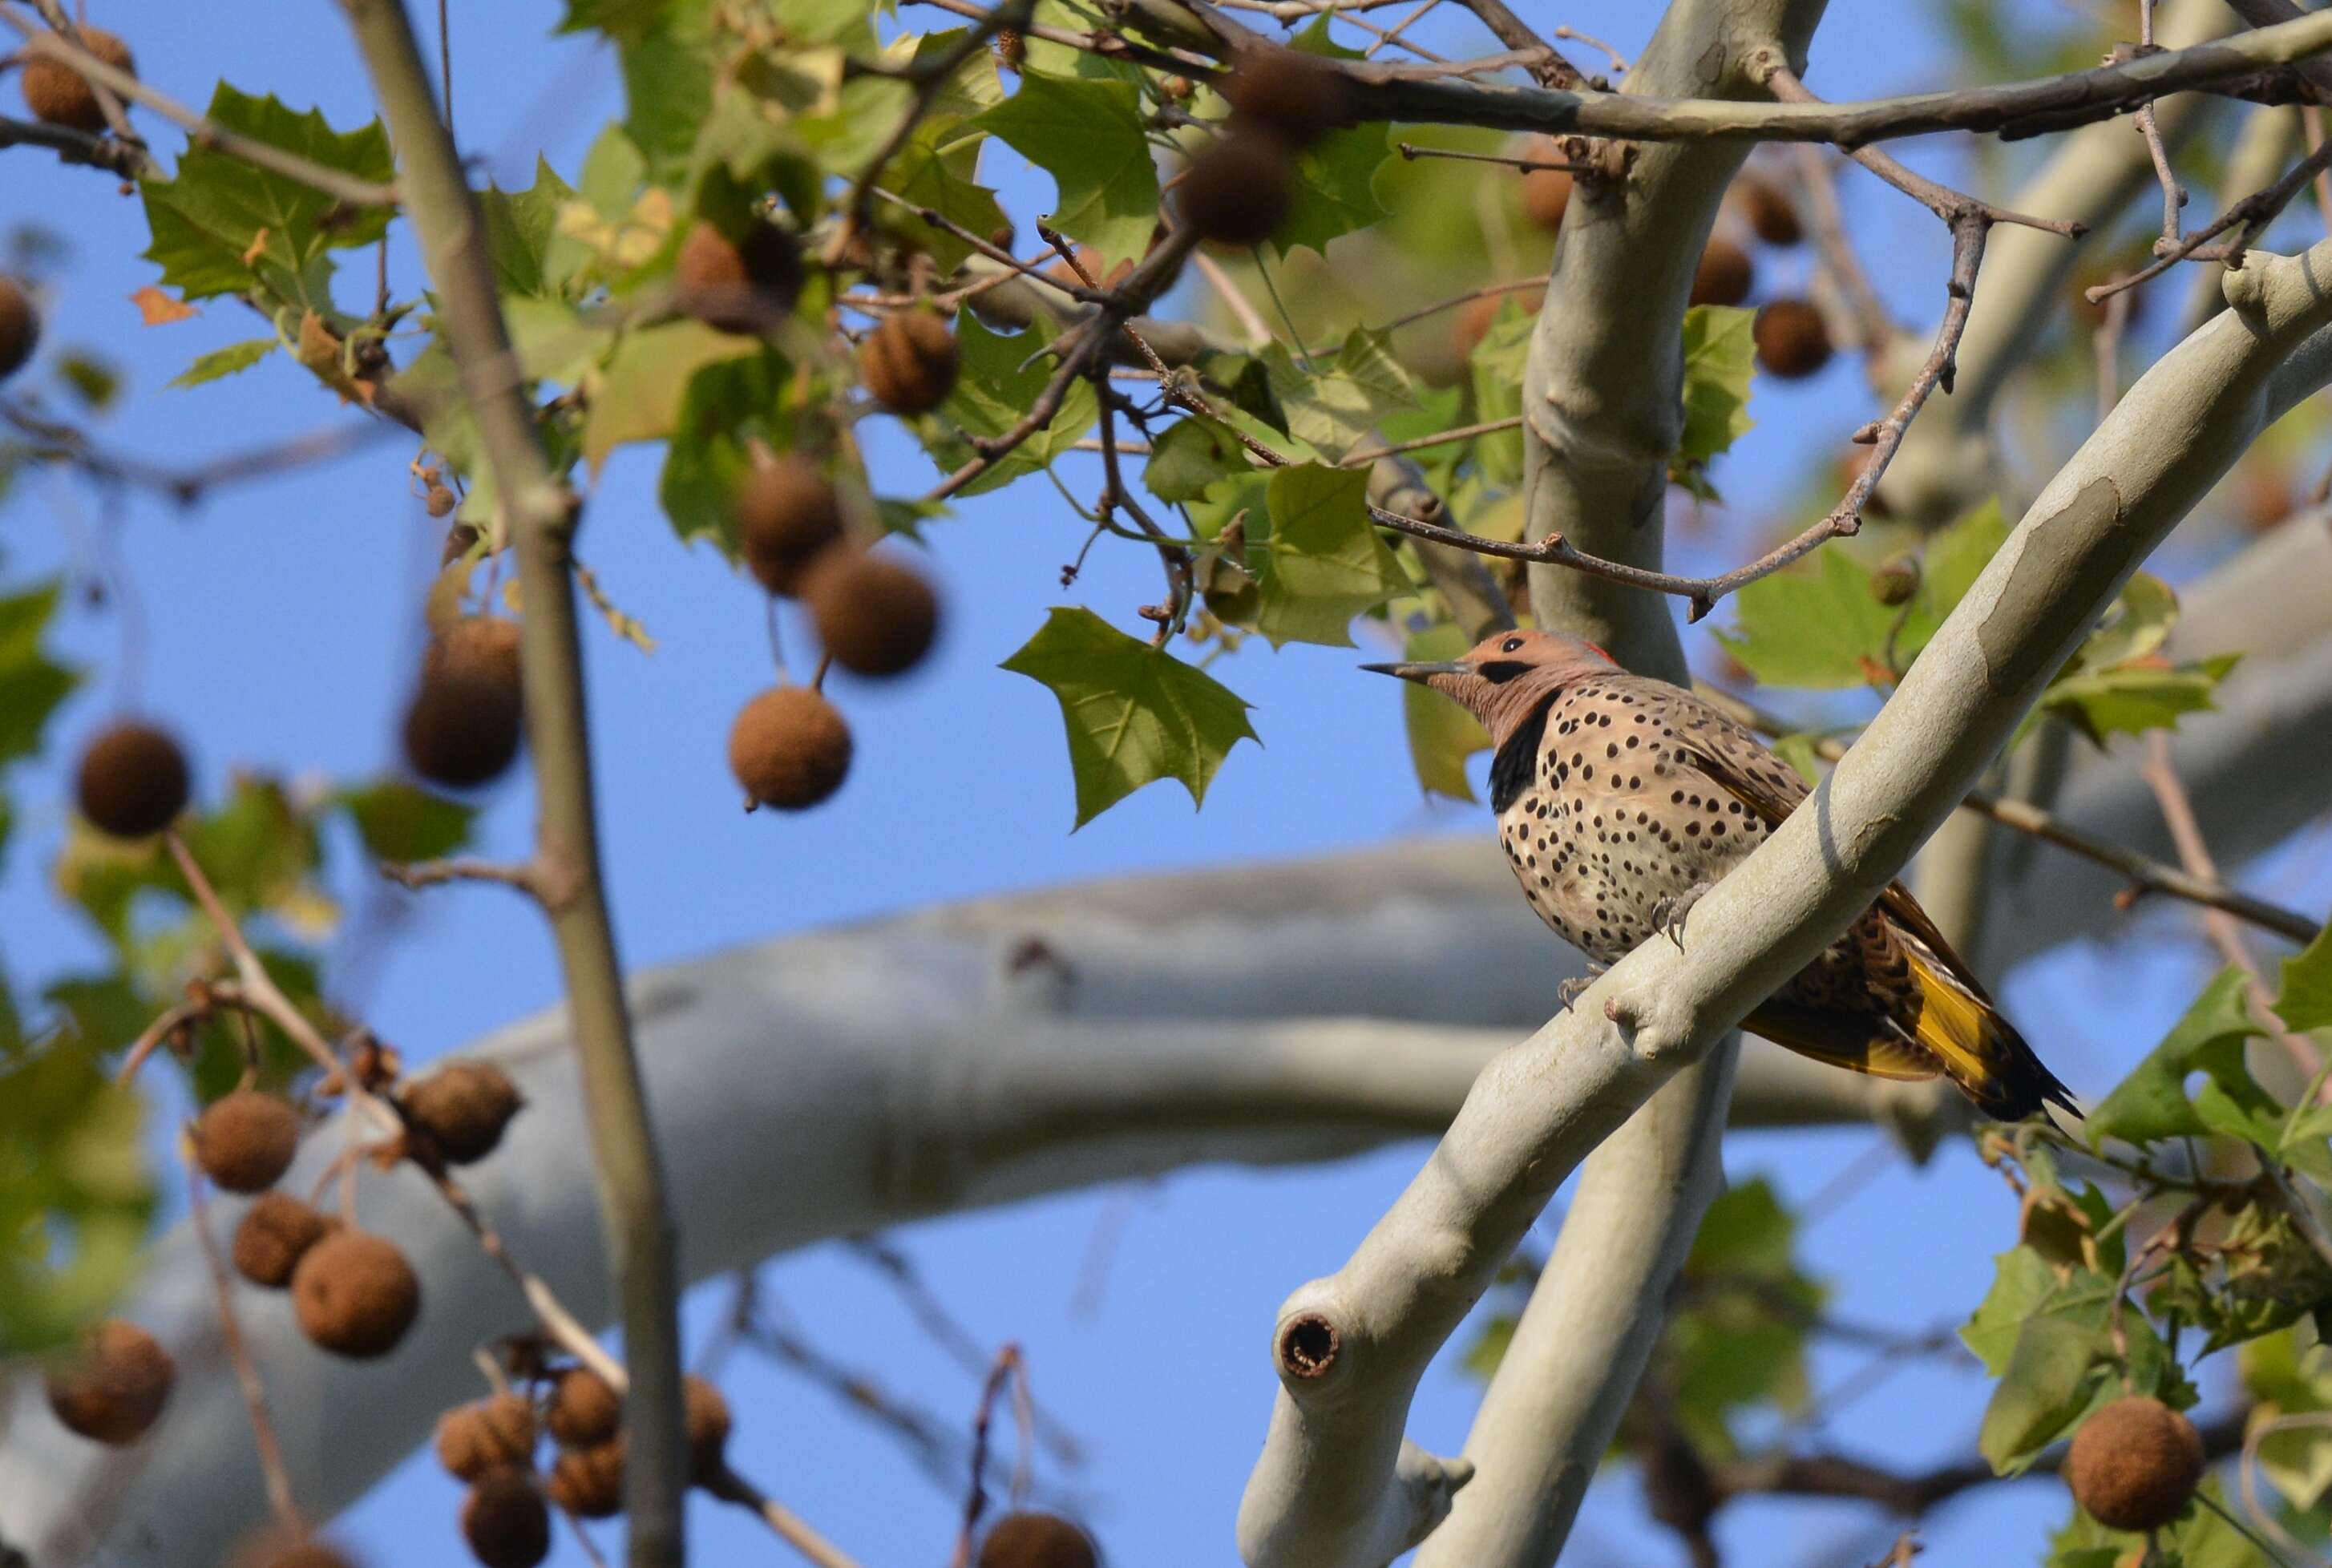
[1364, 627, 2074, 1120]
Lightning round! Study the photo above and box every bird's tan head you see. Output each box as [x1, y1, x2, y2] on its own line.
[1363, 628, 1620, 744]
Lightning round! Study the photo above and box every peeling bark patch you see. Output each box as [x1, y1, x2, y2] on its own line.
[1975, 477, 2124, 695]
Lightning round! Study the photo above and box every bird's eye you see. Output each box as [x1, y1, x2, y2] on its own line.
[1501, 637, 1524, 653]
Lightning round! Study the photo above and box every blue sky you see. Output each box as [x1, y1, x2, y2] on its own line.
[2, 2, 2318, 1564]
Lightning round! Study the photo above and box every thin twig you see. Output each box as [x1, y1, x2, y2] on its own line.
[949, 1346, 1029, 1568]
[2134, 5, 2189, 253]
[1395, 139, 1592, 176]
[2089, 136, 2332, 301]
[0, 109, 140, 176]
[1, 401, 396, 503]
[379, 856, 544, 896]
[701, 1468, 865, 1568]
[1342, 415, 1522, 465]
[0, 6, 398, 204]
[184, 1145, 302, 1533]
[1376, 273, 1550, 333]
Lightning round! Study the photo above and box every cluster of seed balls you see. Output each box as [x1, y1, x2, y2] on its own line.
[431, 1360, 733, 1568]
[2, 25, 129, 378]
[1175, 52, 1355, 248]
[721, 306, 952, 814]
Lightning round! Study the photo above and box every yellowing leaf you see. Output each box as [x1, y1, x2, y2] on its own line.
[129, 285, 196, 325]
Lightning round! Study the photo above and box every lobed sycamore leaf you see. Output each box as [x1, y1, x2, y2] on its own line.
[975, 70, 1159, 264]
[166, 337, 277, 390]
[1001, 608, 1258, 828]
[1254, 463, 1407, 649]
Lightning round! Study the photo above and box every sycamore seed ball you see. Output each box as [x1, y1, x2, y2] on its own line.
[401, 1061, 524, 1165]
[1180, 133, 1294, 248]
[734, 455, 845, 596]
[21, 27, 134, 135]
[977, 1512, 1100, 1568]
[436, 1393, 538, 1481]
[46, 1319, 173, 1445]
[462, 1471, 552, 1568]
[1688, 239, 1754, 308]
[802, 549, 940, 679]
[858, 310, 960, 416]
[0, 275, 38, 382]
[75, 720, 190, 839]
[292, 1231, 421, 1360]
[1223, 51, 1350, 148]
[548, 1440, 625, 1517]
[1752, 299, 1833, 380]
[1869, 556, 1920, 608]
[403, 617, 523, 790]
[228, 1531, 362, 1568]
[683, 1374, 732, 1482]
[232, 1191, 336, 1288]
[729, 686, 853, 811]
[1517, 138, 1571, 232]
[194, 1090, 301, 1194]
[2067, 1396, 2205, 1532]
[1732, 173, 1803, 247]
[546, 1366, 624, 1449]
[676, 220, 803, 336]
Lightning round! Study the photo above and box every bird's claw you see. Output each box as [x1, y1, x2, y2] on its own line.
[1648, 884, 1712, 952]
[1555, 964, 1608, 1012]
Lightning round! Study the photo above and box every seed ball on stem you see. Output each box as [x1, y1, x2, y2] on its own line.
[292, 1231, 422, 1360]
[2066, 1396, 2205, 1532]
[402, 617, 523, 790]
[734, 455, 844, 596]
[45, 1319, 173, 1445]
[675, 220, 803, 336]
[802, 548, 940, 679]
[1732, 172, 1803, 246]
[548, 1439, 625, 1517]
[0, 275, 38, 382]
[1688, 239, 1754, 307]
[1223, 51, 1351, 148]
[978, 1511, 1100, 1568]
[20, 27, 134, 134]
[858, 309, 960, 415]
[1180, 132, 1294, 248]
[228, 1530, 362, 1568]
[75, 721, 191, 839]
[683, 1374, 732, 1482]
[1516, 137, 1572, 232]
[232, 1191, 337, 1287]
[462, 1470, 552, 1568]
[1752, 299, 1833, 379]
[546, 1365, 622, 1449]
[194, 1091, 301, 1194]
[436, 1393, 539, 1481]
[729, 686, 853, 811]
[400, 1061, 524, 1165]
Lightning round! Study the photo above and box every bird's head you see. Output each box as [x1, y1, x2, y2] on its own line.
[1363, 628, 1620, 744]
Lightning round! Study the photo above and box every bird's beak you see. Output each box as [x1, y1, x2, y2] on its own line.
[1360, 660, 1472, 685]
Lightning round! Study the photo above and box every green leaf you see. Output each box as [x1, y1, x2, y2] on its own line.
[1675, 305, 1756, 483]
[2043, 653, 2240, 747]
[54, 351, 120, 412]
[579, 318, 761, 473]
[1715, 546, 1898, 689]
[2087, 968, 2264, 1149]
[1143, 414, 1251, 503]
[1400, 621, 1489, 802]
[139, 86, 394, 313]
[0, 582, 79, 771]
[1665, 1178, 1823, 1456]
[1275, 125, 1392, 259]
[1888, 498, 2013, 667]
[166, 336, 277, 390]
[658, 350, 794, 552]
[882, 121, 1010, 273]
[1001, 607, 1259, 827]
[975, 70, 1158, 263]
[1464, 301, 1536, 487]
[1261, 329, 1416, 462]
[1963, 1245, 2071, 1374]
[333, 779, 478, 864]
[2243, 1332, 2332, 1509]
[2279, 919, 2332, 1035]
[1254, 463, 1406, 649]
[1980, 1315, 2105, 1473]
[0, 1035, 152, 1352]
[479, 158, 587, 300]
[927, 309, 1098, 495]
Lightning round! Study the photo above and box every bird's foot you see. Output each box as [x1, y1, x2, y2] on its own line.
[1648, 883, 1716, 952]
[1556, 963, 1609, 1012]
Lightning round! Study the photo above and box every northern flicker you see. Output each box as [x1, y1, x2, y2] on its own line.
[1367, 628, 2074, 1120]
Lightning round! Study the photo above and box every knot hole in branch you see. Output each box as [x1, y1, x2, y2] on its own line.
[1276, 1312, 1340, 1381]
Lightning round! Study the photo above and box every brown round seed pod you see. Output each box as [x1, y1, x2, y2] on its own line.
[1752, 298, 1833, 380]
[859, 310, 959, 416]
[675, 220, 802, 336]
[2067, 1396, 2205, 1532]
[228, 1530, 362, 1568]
[1517, 139, 1571, 232]
[0, 274, 37, 382]
[193, 1091, 301, 1194]
[1688, 239, 1754, 307]
[2238, 467, 2294, 533]
[683, 1374, 732, 1481]
[292, 1231, 421, 1360]
[403, 617, 523, 790]
[1450, 288, 1544, 359]
[462, 1470, 552, 1568]
[1732, 173, 1802, 246]
[46, 1319, 172, 1445]
[547, 1439, 625, 1518]
[75, 720, 190, 839]
[232, 1191, 336, 1288]
[1180, 132, 1294, 249]
[20, 27, 134, 135]
[728, 685, 853, 811]
[437, 1393, 539, 1481]
[1223, 50, 1350, 148]
[735, 455, 844, 596]
[401, 1061, 523, 1165]
[546, 1366, 623, 1449]
[425, 485, 459, 519]
[1869, 556, 1920, 608]
[1043, 247, 1133, 291]
[802, 549, 940, 679]
[977, 1511, 1099, 1568]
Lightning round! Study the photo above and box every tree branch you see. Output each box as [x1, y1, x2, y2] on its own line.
[1235, 232, 2332, 1568]
[336, 2, 685, 1561]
